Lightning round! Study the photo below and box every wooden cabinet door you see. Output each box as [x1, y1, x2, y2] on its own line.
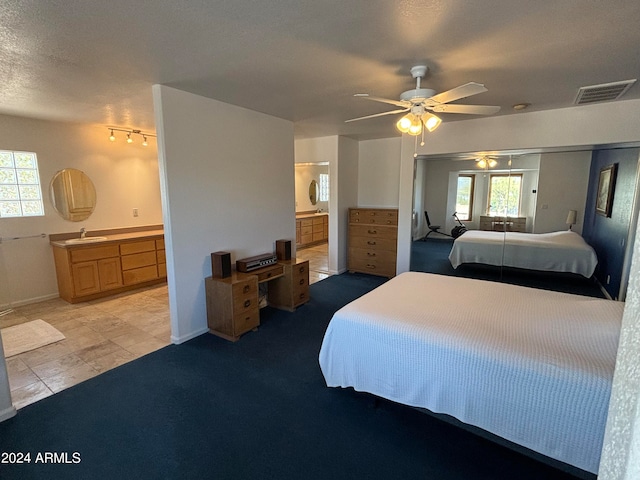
[98, 257, 123, 291]
[72, 261, 100, 296]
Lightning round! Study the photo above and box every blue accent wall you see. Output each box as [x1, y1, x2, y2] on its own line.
[583, 147, 639, 299]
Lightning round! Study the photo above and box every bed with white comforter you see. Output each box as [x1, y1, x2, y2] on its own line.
[318, 272, 623, 474]
[448, 230, 598, 277]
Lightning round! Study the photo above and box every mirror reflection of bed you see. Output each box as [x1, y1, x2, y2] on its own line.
[411, 146, 640, 301]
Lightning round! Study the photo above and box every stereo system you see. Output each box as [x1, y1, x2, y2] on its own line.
[236, 253, 278, 272]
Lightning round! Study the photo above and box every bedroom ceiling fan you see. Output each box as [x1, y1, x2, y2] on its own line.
[346, 65, 501, 154]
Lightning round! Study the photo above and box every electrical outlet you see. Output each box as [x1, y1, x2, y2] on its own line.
[133, 208, 139, 217]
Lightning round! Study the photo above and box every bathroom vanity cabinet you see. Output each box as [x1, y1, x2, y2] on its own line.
[295, 213, 328, 247]
[50, 229, 166, 303]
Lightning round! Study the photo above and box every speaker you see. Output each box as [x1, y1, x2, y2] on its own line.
[211, 251, 231, 278]
[275, 239, 292, 261]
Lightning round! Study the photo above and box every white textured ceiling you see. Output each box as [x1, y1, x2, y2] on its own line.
[1, 0, 639, 140]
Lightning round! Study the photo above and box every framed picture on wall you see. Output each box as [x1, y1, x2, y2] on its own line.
[596, 163, 617, 217]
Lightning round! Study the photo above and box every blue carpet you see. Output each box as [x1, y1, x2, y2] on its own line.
[0, 273, 593, 479]
[411, 238, 605, 297]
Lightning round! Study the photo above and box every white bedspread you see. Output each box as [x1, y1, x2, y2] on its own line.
[448, 230, 598, 277]
[319, 272, 623, 474]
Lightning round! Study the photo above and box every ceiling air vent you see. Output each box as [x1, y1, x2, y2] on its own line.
[574, 79, 636, 105]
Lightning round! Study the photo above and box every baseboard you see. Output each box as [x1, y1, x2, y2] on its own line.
[0, 404, 17, 423]
[171, 326, 209, 345]
[0, 293, 60, 311]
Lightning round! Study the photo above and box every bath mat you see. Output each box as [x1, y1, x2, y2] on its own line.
[1, 319, 66, 358]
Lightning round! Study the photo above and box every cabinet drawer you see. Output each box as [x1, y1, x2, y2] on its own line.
[349, 235, 397, 251]
[120, 240, 156, 255]
[301, 225, 313, 235]
[158, 262, 167, 278]
[155, 238, 165, 250]
[349, 224, 398, 240]
[255, 264, 283, 282]
[312, 216, 324, 225]
[312, 223, 323, 233]
[122, 265, 158, 285]
[292, 261, 308, 280]
[70, 245, 119, 263]
[293, 285, 309, 306]
[300, 218, 313, 227]
[156, 249, 166, 263]
[348, 253, 396, 276]
[121, 251, 157, 270]
[350, 209, 398, 225]
[231, 277, 258, 304]
[233, 309, 260, 336]
[300, 234, 313, 244]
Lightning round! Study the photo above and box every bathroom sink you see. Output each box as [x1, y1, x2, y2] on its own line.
[64, 236, 108, 245]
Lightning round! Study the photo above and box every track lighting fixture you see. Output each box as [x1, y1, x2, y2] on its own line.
[107, 128, 156, 146]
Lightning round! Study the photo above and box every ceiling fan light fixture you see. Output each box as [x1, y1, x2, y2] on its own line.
[407, 116, 423, 136]
[396, 114, 413, 133]
[422, 113, 442, 132]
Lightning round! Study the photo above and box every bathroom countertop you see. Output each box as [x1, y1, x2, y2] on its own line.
[49, 227, 164, 248]
[295, 212, 328, 219]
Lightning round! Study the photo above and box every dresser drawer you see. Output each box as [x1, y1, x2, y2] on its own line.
[348, 252, 396, 277]
[349, 224, 398, 240]
[293, 285, 309, 306]
[349, 235, 396, 251]
[350, 209, 398, 225]
[255, 264, 283, 282]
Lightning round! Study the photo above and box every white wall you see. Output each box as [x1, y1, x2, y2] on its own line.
[534, 151, 591, 234]
[153, 85, 295, 343]
[0, 115, 162, 307]
[357, 137, 402, 207]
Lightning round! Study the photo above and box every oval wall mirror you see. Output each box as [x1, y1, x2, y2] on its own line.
[50, 168, 97, 222]
[309, 179, 318, 205]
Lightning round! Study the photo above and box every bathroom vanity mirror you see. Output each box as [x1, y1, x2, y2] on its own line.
[50, 168, 97, 222]
[309, 180, 318, 205]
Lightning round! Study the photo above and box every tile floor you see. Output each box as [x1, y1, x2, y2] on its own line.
[1, 283, 171, 410]
[295, 242, 330, 284]
[2, 245, 330, 410]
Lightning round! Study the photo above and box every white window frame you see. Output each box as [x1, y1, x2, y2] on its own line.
[0, 151, 45, 218]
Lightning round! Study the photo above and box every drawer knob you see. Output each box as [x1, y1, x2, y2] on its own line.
[299, 279, 305, 285]
[367, 241, 376, 245]
[244, 299, 251, 308]
[367, 252, 376, 257]
[299, 293, 306, 299]
[299, 266, 305, 273]
[366, 264, 376, 269]
[368, 229, 377, 234]
[243, 285, 250, 293]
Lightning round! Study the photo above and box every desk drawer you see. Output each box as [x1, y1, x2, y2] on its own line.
[233, 308, 259, 336]
[349, 224, 397, 240]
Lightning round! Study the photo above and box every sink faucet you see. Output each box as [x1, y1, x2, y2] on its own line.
[80, 227, 86, 239]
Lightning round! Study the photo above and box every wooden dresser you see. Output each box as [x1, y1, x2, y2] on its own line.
[205, 259, 310, 341]
[348, 208, 398, 278]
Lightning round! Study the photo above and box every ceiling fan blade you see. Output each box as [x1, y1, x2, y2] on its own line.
[429, 82, 488, 104]
[345, 108, 410, 123]
[431, 104, 500, 115]
[354, 94, 409, 108]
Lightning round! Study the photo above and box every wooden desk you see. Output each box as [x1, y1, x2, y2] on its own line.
[205, 259, 309, 342]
